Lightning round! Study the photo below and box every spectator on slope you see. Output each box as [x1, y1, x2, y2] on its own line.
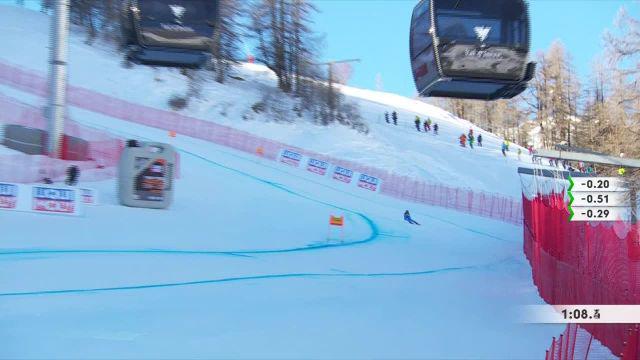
[517, 148, 522, 161]
[433, 123, 439, 135]
[404, 210, 420, 225]
[536, 155, 543, 165]
[385, 111, 390, 124]
[528, 145, 534, 155]
[501, 141, 508, 157]
[459, 133, 467, 147]
[423, 120, 429, 132]
[426, 117, 432, 131]
[392, 111, 398, 125]
[468, 133, 475, 149]
[477, 134, 483, 147]
[65, 165, 80, 186]
[414, 116, 421, 132]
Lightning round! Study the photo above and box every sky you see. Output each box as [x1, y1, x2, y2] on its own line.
[313, 0, 640, 97]
[7, 0, 639, 99]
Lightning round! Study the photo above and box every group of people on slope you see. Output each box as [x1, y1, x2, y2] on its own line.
[535, 157, 597, 174]
[501, 140, 510, 157]
[384, 111, 439, 135]
[384, 110, 399, 126]
[459, 128, 482, 149]
[413, 115, 439, 134]
[501, 139, 525, 160]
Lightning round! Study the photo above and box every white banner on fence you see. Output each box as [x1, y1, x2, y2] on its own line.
[332, 166, 354, 184]
[31, 185, 81, 216]
[0, 182, 82, 216]
[306, 158, 329, 176]
[0, 182, 19, 210]
[277, 149, 383, 193]
[357, 173, 382, 193]
[80, 188, 98, 205]
[279, 149, 302, 168]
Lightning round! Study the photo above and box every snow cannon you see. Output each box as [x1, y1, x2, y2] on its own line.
[118, 141, 176, 209]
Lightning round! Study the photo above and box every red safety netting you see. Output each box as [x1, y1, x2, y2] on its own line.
[0, 61, 522, 224]
[0, 95, 123, 166]
[524, 192, 640, 358]
[545, 323, 623, 360]
[0, 94, 124, 183]
[0, 154, 118, 183]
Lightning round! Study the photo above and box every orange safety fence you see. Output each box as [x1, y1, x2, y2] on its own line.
[0, 60, 521, 224]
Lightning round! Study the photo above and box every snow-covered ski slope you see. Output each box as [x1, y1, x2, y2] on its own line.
[0, 5, 562, 358]
[0, 5, 536, 198]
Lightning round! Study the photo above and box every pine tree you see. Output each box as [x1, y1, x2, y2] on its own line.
[211, 0, 244, 83]
[249, 0, 318, 93]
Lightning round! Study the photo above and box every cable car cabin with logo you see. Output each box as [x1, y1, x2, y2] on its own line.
[410, 0, 535, 100]
[121, 0, 219, 68]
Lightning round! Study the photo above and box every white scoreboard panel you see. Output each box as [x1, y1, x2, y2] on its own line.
[568, 177, 633, 222]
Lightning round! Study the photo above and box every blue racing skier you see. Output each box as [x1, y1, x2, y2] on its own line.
[404, 210, 420, 225]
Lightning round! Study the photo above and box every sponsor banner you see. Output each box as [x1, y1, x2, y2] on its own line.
[80, 188, 99, 205]
[32, 186, 79, 215]
[332, 166, 354, 184]
[0, 182, 81, 216]
[135, 158, 167, 202]
[357, 173, 381, 192]
[0, 182, 18, 210]
[277, 149, 383, 193]
[280, 149, 302, 168]
[307, 158, 328, 176]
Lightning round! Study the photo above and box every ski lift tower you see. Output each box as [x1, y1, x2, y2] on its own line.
[47, 0, 71, 158]
[519, 145, 640, 223]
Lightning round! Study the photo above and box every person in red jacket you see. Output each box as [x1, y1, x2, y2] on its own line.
[459, 133, 467, 147]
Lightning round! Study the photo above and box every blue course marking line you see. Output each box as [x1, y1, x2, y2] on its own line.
[0, 142, 389, 256]
[0, 211, 389, 257]
[0, 249, 255, 257]
[0, 261, 502, 297]
[196, 148, 517, 243]
[77, 117, 513, 244]
[174, 147, 384, 253]
[0, 120, 395, 258]
[77, 117, 406, 227]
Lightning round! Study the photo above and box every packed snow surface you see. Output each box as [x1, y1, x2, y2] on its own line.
[0, 5, 538, 198]
[0, 5, 565, 358]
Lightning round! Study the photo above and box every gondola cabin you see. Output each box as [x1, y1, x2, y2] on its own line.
[121, 0, 219, 68]
[410, 0, 535, 100]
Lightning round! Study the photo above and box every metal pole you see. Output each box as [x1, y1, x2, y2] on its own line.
[307, 58, 360, 123]
[328, 62, 334, 120]
[631, 188, 638, 225]
[47, 0, 70, 158]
